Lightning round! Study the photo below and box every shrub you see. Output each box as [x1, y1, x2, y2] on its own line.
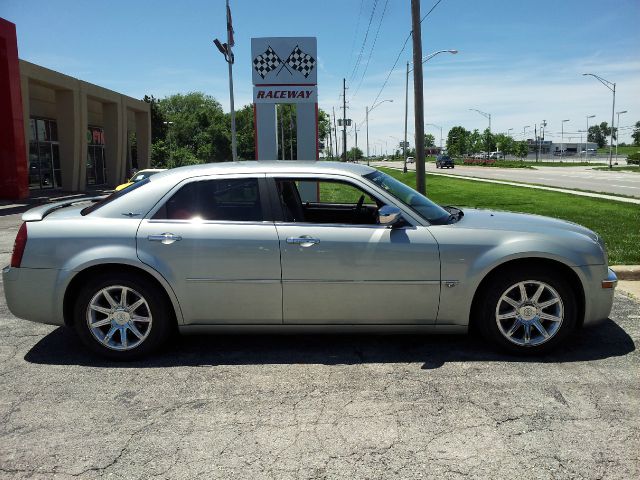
[627, 152, 640, 165]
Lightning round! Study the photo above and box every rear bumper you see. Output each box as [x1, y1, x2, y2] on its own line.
[2, 266, 64, 326]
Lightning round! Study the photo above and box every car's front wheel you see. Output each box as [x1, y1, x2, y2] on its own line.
[478, 267, 577, 354]
[73, 272, 173, 360]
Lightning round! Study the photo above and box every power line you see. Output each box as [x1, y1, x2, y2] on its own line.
[345, 0, 366, 80]
[351, 0, 390, 100]
[348, 0, 379, 86]
[369, 0, 445, 108]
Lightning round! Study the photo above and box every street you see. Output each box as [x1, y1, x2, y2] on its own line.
[1, 211, 639, 479]
[373, 161, 640, 198]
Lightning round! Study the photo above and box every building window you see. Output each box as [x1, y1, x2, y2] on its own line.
[28, 117, 61, 190]
[86, 126, 107, 186]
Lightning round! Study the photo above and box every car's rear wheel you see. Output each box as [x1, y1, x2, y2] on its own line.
[73, 272, 172, 360]
[478, 267, 577, 354]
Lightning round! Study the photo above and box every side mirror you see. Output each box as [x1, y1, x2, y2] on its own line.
[378, 205, 403, 228]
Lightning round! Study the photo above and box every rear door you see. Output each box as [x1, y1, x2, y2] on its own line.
[136, 175, 282, 325]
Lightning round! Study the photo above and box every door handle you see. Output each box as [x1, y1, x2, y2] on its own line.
[286, 236, 320, 247]
[148, 233, 182, 245]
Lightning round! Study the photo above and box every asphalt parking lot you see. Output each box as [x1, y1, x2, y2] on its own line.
[1, 211, 639, 479]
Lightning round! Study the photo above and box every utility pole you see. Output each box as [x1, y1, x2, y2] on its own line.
[332, 107, 338, 160]
[289, 109, 294, 160]
[342, 78, 347, 162]
[411, 0, 426, 194]
[328, 119, 333, 160]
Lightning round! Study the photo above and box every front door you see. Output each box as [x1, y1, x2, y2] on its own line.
[272, 176, 441, 324]
[136, 175, 282, 325]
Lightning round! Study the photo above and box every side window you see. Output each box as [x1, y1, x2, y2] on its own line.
[155, 178, 263, 221]
[276, 178, 381, 225]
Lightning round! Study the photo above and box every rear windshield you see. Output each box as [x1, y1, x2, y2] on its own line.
[81, 178, 151, 215]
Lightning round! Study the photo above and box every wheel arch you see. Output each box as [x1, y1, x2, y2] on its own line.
[468, 257, 586, 332]
[62, 263, 183, 328]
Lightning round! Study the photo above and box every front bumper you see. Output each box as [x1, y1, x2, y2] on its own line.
[2, 266, 65, 326]
[581, 266, 617, 327]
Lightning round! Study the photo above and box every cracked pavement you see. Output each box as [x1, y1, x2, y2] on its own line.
[1, 212, 639, 479]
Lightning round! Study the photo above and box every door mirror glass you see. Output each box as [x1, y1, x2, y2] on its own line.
[378, 205, 403, 227]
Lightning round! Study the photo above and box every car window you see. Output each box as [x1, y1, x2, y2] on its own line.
[81, 178, 151, 215]
[276, 178, 381, 225]
[154, 178, 263, 221]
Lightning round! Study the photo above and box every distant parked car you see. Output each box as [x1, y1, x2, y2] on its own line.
[435, 155, 454, 168]
[473, 152, 487, 159]
[407, 156, 415, 164]
[489, 152, 504, 160]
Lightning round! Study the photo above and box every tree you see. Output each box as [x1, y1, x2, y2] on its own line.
[143, 95, 168, 143]
[469, 129, 483, 153]
[424, 133, 436, 148]
[481, 128, 496, 153]
[632, 121, 640, 146]
[347, 147, 363, 161]
[234, 105, 255, 160]
[446, 126, 470, 156]
[494, 133, 514, 156]
[588, 121, 617, 148]
[514, 141, 529, 159]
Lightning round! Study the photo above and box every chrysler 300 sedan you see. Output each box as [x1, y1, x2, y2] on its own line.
[3, 162, 617, 359]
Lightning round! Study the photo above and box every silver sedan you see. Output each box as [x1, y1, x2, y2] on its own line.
[3, 162, 617, 359]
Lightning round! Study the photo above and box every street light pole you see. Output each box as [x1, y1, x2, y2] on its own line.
[561, 119, 569, 160]
[583, 73, 616, 168]
[403, 49, 457, 175]
[403, 61, 409, 173]
[470, 108, 491, 132]
[616, 110, 627, 166]
[213, 0, 237, 161]
[523, 125, 530, 139]
[585, 114, 595, 160]
[366, 99, 393, 166]
[507, 128, 513, 137]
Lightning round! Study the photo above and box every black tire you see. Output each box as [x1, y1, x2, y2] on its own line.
[72, 272, 173, 360]
[477, 266, 577, 355]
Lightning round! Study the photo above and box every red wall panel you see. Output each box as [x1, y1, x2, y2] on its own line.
[0, 18, 28, 199]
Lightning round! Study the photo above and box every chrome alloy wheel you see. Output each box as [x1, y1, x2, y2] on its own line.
[86, 285, 153, 351]
[495, 280, 564, 347]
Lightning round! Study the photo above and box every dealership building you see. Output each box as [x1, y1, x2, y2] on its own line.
[1, 18, 151, 199]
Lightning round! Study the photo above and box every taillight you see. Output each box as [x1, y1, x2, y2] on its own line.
[10, 223, 28, 268]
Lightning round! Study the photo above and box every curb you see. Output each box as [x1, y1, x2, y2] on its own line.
[611, 266, 640, 281]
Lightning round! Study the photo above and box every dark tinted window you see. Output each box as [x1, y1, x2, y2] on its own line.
[156, 178, 262, 221]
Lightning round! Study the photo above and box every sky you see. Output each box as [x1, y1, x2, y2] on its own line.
[2, 0, 639, 151]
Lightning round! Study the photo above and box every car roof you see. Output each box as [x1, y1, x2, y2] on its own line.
[149, 161, 377, 182]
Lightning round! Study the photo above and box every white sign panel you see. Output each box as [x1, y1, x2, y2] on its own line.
[253, 86, 317, 104]
[251, 37, 317, 85]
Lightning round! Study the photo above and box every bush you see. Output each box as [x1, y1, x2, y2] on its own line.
[627, 152, 640, 165]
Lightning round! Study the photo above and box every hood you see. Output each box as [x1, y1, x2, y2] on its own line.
[453, 208, 600, 243]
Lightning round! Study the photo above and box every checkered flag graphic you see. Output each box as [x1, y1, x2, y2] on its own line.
[285, 45, 316, 78]
[253, 46, 282, 79]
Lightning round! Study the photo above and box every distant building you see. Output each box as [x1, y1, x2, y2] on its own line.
[525, 139, 598, 155]
[1, 18, 150, 199]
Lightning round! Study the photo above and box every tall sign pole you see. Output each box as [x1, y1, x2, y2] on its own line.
[411, 0, 426, 194]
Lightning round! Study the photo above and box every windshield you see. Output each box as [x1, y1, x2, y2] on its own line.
[81, 178, 151, 215]
[363, 170, 450, 224]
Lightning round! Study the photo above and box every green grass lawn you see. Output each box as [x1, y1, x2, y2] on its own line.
[379, 167, 640, 265]
[598, 145, 640, 156]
